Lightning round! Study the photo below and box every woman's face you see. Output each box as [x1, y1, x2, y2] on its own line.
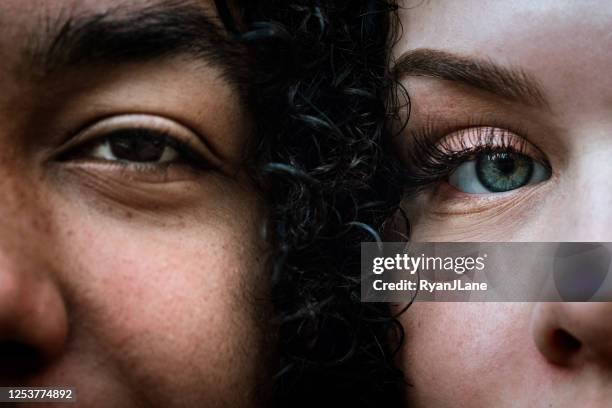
[392, 0, 612, 406]
[0, 1, 270, 406]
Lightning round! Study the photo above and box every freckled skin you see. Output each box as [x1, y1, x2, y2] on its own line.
[393, 1, 612, 406]
[0, 1, 271, 407]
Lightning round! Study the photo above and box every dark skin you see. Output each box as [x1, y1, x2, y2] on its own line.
[0, 1, 270, 406]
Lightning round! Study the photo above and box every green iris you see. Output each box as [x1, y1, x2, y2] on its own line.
[475, 152, 534, 192]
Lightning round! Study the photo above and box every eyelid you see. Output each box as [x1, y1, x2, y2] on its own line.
[398, 119, 555, 197]
[55, 114, 221, 168]
[407, 114, 537, 150]
[439, 126, 548, 164]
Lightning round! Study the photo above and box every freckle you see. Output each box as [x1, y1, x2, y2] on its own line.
[124, 210, 134, 219]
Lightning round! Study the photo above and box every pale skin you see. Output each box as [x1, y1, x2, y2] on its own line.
[0, 1, 270, 407]
[392, 1, 612, 406]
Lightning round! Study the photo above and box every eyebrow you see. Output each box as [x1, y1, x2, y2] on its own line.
[26, 1, 248, 86]
[393, 48, 548, 108]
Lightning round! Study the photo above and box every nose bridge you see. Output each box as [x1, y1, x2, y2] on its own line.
[553, 148, 612, 241]
[0, 158, 52, 239]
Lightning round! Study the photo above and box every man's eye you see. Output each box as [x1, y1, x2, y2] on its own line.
[68, 127, 210, 170]
[55, 115, 219, 184]
[91, 130, 180, 164]
[449, 150, 551, 193]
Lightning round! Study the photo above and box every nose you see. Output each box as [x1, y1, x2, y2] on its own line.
[0, 134, 70, 378]
[0, 215, 69, 376]
[531, 302, 612, 368]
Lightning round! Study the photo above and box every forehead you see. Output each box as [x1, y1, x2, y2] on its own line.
[0, 0, 217, 22]
[394, 0, 612, 112]
[0, 0, 218, 61]
[396, 0, 612, 54]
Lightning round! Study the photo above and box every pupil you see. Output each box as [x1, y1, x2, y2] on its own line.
[494, 153, 516, 174]
[476, 151, 534, 192]
[108, 133, 166, 162]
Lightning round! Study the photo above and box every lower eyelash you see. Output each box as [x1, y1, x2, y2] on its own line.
[104, 160, 172, 172]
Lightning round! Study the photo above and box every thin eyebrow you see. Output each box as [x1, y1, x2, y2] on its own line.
[26, 0, 247, 85]
[393, 48, 548, 108]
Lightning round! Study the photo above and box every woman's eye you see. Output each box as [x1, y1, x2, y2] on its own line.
[90, 130, 181, 164]
[449, 151, 551, 193]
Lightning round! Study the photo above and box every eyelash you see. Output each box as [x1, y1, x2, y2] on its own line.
[60, 128, 210, 171]
[400, 122, 551, 194]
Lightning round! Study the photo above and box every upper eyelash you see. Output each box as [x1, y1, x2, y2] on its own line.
[400, 122, 551, 195]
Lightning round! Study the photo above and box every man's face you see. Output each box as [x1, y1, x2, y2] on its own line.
[392, 0, 612, 406]
[0, 1, 270, 406]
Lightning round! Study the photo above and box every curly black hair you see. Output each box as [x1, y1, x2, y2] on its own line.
[218, 1, 407, 406]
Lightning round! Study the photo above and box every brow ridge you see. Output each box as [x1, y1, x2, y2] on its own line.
[393, 48, 548, 108]
[27, 0, 246, 84]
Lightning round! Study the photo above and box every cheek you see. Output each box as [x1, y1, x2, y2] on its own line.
[397, 303, 543, 406]
[407, 183, 612, 242]
[404, 184, 559, 242]
[51, 195, 270, 406]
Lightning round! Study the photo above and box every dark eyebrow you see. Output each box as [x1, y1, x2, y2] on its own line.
[27, 1, 247, 85]
[393, 48, 548, 108]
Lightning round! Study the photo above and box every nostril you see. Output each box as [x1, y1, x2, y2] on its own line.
[551, 329, 581, 355]
[0, 341, 44, 375]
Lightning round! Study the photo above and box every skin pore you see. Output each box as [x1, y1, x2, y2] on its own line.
[391, 1, 612, 406]
[0, 1, 270, 407]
